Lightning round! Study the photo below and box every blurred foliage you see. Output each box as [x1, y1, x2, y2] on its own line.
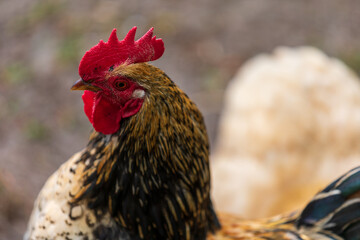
[2, 62, 30, 85]
[30, 1, 63, 22]
[202, 67, 223, 91]
[12, 1, 64, 32]
[341, 51, 360, 74]
[57, 33, 82, 65]
[5, 98, 20, 117]
[24, 119, 50, 142]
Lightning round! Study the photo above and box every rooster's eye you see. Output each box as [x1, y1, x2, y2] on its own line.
[114, 80, 128, 91]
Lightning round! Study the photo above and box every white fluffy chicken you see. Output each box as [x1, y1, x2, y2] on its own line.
[212, 46, 360, 218]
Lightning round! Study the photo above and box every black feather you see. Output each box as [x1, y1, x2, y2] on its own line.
[297, 166, 360, 240]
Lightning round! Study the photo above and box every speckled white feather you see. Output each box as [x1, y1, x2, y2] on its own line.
[24, 152, 117, 240]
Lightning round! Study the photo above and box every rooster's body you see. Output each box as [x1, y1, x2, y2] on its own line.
[25, 61, 219, 239]
[25, 27, 360, 240]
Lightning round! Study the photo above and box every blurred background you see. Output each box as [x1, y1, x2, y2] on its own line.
[2, 0, 360, 239]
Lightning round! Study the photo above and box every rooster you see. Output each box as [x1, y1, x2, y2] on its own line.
[24, 27, 360, 240]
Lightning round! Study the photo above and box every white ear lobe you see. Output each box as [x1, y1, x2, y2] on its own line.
[132, 89, 145, 99]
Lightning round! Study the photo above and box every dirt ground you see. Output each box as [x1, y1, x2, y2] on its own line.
[1, 0, 360, 239]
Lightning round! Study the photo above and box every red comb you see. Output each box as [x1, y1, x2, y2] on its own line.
[79, 27, 165, 81]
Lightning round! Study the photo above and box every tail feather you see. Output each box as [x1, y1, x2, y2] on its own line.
[296, 166, 360, 239]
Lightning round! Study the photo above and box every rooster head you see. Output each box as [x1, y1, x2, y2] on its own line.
[71, 27, 165, 134]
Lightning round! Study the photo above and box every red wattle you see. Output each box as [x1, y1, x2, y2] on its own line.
[82, 91, 144, 135]
[82, 91, 123, 134]
[83, 90, 96, 123]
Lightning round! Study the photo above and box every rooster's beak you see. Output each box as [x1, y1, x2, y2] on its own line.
[71, 78, 101, 92]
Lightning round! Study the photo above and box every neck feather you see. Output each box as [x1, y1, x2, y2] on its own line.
[72, 75, 220, 239]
